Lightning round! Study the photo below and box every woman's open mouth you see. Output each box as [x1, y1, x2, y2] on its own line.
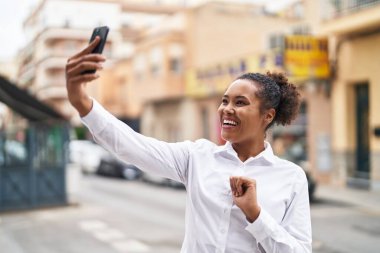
[222, 119, 238, 129]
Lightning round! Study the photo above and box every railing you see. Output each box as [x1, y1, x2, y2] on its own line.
[323, 0, 380, 20]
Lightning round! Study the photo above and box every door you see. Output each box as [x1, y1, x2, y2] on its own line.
[355, 84, 370, 179]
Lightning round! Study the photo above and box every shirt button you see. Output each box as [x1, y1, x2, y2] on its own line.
[221, 229, 226, 233]
[223, 208, 228, 213]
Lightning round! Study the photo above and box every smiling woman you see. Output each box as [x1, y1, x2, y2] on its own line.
[218, 72, 300, 161]
[65, 37, 311, 253]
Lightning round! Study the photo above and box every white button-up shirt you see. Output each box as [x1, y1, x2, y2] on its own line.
[82, 100, 312, 253]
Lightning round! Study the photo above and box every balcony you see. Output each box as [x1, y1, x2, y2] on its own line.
[39, 27, 90, 44]
[120, 1, 183, 14]
[320, 0, 380, 36]
[324, 0, 380, 18]
[35, 84, 67, 101]
[40, 57, 67, 72]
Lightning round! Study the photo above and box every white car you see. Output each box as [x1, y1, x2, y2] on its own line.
[69, 140, 108, 174]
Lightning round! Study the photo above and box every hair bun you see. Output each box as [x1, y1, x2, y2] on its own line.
[266, 71, 300, 126]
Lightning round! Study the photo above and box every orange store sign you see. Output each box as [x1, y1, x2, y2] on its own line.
[284, 36, 330, 79]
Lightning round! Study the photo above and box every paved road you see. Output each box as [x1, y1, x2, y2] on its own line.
[0, 176, 185, 253]
[311, 197, 380, 253]
[1, 175, 379, 253]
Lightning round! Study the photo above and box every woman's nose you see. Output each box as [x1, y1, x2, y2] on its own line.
[224, 104, 235, 114]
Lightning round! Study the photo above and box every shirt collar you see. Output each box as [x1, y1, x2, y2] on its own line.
[214, 141, 276, 165]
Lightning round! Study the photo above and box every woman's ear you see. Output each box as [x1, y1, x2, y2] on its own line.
[265, 108, 276, 125]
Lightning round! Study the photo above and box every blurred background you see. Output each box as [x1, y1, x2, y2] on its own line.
[0, 0, 379, 252]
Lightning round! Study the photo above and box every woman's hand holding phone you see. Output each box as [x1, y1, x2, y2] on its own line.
[65, 36, 106, 117]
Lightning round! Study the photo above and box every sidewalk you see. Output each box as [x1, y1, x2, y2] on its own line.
[315, 184, 380, 213]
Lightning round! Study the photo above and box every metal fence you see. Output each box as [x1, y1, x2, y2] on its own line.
[0, 121, 69, 212]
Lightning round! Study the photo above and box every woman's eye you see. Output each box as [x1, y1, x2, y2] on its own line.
[221, 99, 228, 105]
[236, 100, 245, 106]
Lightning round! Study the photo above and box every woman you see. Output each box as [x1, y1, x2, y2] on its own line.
[66, 38, 312, 253]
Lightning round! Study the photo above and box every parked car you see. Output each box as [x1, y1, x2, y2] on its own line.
[141, 172, 185, 189]
[298, 161, 317, 202]
[96, 155, 142, 180]
[305, 171, 317, 202]
[69, 140, 108, 174]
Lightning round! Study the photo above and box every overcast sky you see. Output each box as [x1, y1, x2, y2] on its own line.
[0, 0, 296, 62]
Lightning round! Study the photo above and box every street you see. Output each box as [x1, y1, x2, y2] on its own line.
[1, 175, 380, 253]
[311, 199, 380, 253]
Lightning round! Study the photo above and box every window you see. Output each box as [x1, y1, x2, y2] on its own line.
[169, 43, 184, 75]
[269, 34, 285, 50]
[292, 25, 311, 35]
[133, 54, 146, 81]
[170, 58, 182, 74]
[149, 47, 163, 77]
[293, 2, 304, 18]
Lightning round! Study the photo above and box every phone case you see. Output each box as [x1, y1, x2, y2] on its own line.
[90, 26, 109, 54]
[81, 26, 109, 75]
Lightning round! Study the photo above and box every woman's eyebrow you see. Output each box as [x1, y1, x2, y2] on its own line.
[223, 95, 249, 100]
[235, 95, 248, 100]
[223, 95, 248, 98]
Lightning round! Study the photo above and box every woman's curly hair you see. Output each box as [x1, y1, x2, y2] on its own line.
[236, 71, 300, 129]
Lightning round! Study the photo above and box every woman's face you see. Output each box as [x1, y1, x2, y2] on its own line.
[217, 79, 271, 145]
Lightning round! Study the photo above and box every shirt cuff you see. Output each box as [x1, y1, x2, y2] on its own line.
[81, 98, 111, 134]
[245, 208, 277, 242]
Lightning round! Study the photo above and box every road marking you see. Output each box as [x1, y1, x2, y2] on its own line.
[93, 228, 125, 242]
[78, 220, 107, 231]
[79, 220, 149, 252]
[111, 239, 150, 252]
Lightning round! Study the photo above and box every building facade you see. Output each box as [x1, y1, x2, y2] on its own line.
[17, 0, 186, 125]
[17, 0, 126, 125]
[320, 0, 380, 189]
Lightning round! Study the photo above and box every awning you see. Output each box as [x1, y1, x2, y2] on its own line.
[0, 75, 65, 121]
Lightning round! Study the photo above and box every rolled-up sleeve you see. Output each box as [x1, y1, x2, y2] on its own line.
[81, 99, 192, 184]
[245, 173, 312, 253]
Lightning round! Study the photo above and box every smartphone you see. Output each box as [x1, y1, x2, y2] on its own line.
[81, 26, 109, 75]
